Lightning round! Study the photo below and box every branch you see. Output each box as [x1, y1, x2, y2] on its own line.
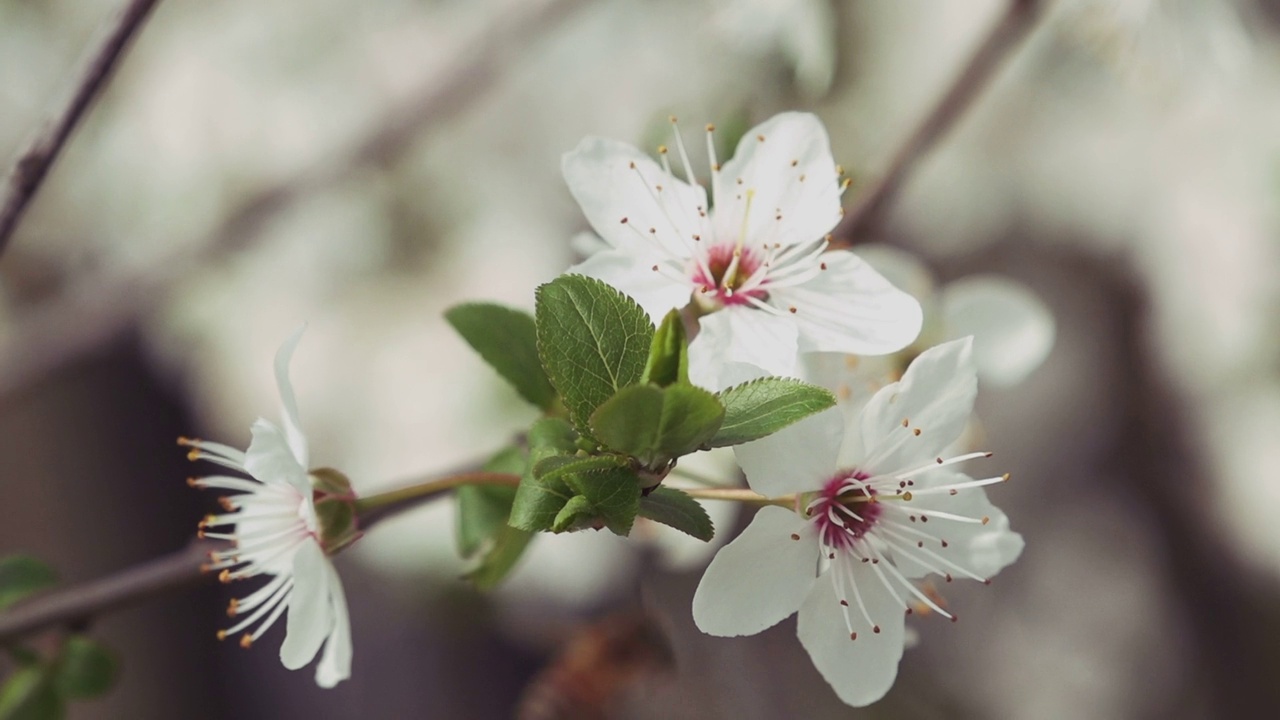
[0, 0, 589, 398]
[835, 0, 1042, 242]
[0, 541, 219, 645]
[0, 0, 163, 256]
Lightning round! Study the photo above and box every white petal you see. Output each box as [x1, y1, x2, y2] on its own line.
[850, 243, 936, 303]
[772, 250, 923, 356]
[859, 338, 977, 473]
[734, 406, 843, 498]
[688, 307, 799, 389]
[274, 324, 309, 468]
[280, 541, 332, 670]
[940, 276, 1055, 387]
[562, 136, 707, 260]
[796, 560, 906, 707]
[692, 506, 819, 636]
[890, 473, 1023, 580]
[713, 113, 843, 249]
[566, 248, 692, 321]
[314, 560, 353, 688]
[245, 418, 311, 493]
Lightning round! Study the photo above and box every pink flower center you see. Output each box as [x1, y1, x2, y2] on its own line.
[690, 243, 767, 306]
[808, 470, 880, 551]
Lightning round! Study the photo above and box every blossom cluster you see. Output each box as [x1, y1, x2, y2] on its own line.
[181, 111, 1040, 707]
[566, 112, 1030, 705]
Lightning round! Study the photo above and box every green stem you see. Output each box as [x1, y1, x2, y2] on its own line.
[681, 487, 792, 507]
[354, 472, 521, 529]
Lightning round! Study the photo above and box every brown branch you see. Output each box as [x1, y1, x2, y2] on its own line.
[835, 0, 1042, 243]
[0, 0, 588, 399]
[0, 0, 163, 256]
[0, 541, 220, 645]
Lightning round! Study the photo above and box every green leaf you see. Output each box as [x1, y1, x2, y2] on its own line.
[456, 484, 519, 558]
[709, 378, 837, 448]
[640, 309, 689, 387]
[551, 495, 595, 533]
[533, 454, 629, 484]
[590, 384, 724, 466]
[566, 468, 642, 536]
[446, 303, 558, 411]
[0, 557, 58, 611]
[456, 447, 526, 558]
[0, 667, 63, 720]
[535, 275, 653, 433]
[463, 526, 533, 590]
[638, 487, 715, 542]
[509, 419, 579, 532]
[53, 637, 115, 700]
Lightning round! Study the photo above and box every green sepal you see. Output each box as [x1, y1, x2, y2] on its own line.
[708, 377, 837, 448]
[508, 418, 579, 532]
[445, 303, 559, 411]
[309, 467, 353, 495]
[637, 487, 714, 542]
[535, 275, 653, 435]
[0, 557, 58, 612]
[590, 384, 724, 468]
[640, 309, 689, 387]
[308, 468, 359, 555]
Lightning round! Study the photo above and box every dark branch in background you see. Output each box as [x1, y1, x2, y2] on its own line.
[1111, 263, 1280, 715]
[0, 0, 589, 398]
[0, 541, 218, 645]
[0, 0, 163, 256]
[834, 0, 1041, 243]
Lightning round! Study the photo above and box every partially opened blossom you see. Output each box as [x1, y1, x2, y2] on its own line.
[182, 327, 355, 688]
[692, 338, 1023, 706]
[562, 112, 922, 388]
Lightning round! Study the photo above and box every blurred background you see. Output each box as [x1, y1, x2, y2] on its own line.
[2, 0, 1279, 717]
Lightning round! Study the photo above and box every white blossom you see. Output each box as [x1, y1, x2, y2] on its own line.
[182, 327, 353, 688]
[692, 338, 1023, 706]
[562, 112, 922, 388]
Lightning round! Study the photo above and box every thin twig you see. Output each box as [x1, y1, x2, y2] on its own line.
[0, 541, 219, 645]
[0, 0, 163, 256]
[0, 0, 588, 398]
[835, 0, 1042, 242]
[356, 471, 519, 530]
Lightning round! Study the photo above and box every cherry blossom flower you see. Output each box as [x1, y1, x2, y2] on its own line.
[691, 338, 1023, 706]
[562, 112, 922, 388]
[181, 327, 354, 688]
